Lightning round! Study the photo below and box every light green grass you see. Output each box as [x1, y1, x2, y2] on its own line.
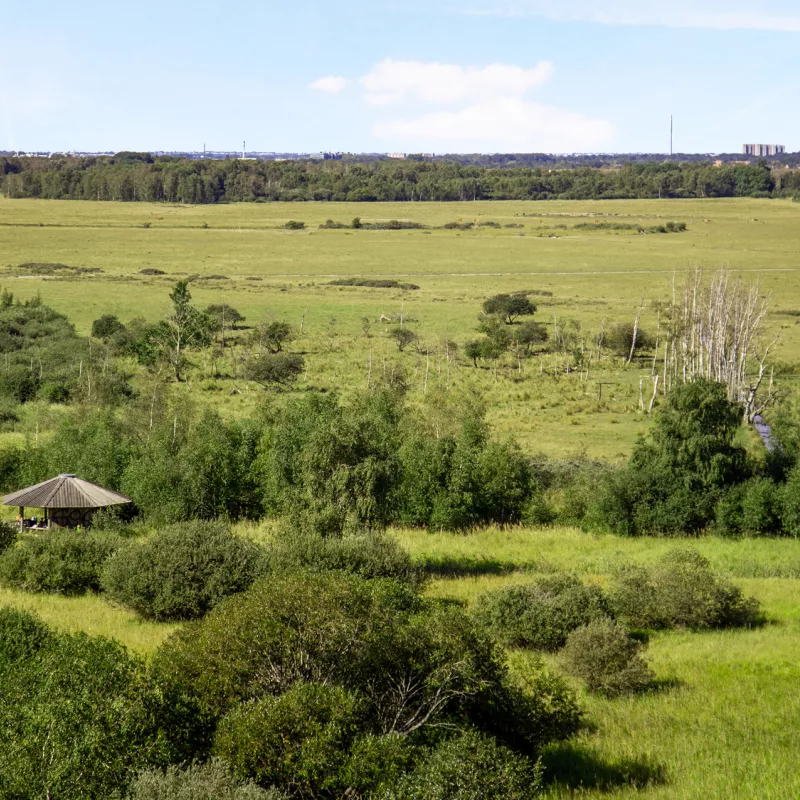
[0, 586, 177, 655]
[2, 197, 800, 457]
[399, 527, 800, 800]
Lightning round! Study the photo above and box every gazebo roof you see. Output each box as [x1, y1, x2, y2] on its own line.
[2, 474, 132, 509]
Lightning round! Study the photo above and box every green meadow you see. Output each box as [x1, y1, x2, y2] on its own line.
[1, 196, 800, 797]
[1, 196, 800, 457]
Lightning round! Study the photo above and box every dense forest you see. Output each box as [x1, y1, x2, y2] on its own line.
[2, 154, 799, 203]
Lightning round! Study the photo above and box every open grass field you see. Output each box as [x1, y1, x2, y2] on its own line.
[1, 525, 798, 799]
[2, 196, 800, 457]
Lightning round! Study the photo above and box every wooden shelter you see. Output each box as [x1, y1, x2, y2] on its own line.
[2, 474, 132, 529]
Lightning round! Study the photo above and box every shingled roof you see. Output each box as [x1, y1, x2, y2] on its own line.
[2, 474, 132, 509]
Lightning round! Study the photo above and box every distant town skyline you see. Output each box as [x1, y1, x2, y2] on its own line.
[2, 0, 799, 154]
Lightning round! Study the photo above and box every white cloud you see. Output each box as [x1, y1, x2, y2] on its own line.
[457, 0, 800, 31]
[374, 96, 615, 152]
[359, 59, 553, 106]
[309, 75, 348, 94]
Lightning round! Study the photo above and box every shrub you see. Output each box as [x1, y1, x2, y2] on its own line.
[473, 575, 613, 650]
[0, 628, 179, 799]
[0, 530, 120, 594]
[267, 529, 421, 585]
[283, 220, 305, 230]
[102, 521, 265, 621]
[128, 760, 280, 800]
[611, 548, 763, 630]
[245, 352, 304, 389]
[152, 571, 578, 760]
[380, 731, 542, 800]
[91, 314, 126, 341]
[779, 462, 800, 536]
[0, 520, 17, 554]
[560, 618, 654, 696]
[0, 607, 53, 663]
[213, 682, 364, 794]
[716, 478, 782, 536]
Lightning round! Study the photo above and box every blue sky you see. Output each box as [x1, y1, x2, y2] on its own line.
[2, 0, 799, 154]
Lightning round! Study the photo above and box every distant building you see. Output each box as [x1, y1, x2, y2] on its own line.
[386, 153, 406, 159]
[743, 144, 785, 157]
[309, 152, 343, 160]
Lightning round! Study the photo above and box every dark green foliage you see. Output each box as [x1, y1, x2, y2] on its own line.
[597, 380, 750, 535]
[122, 409, 261, 523]
[380, 731, 542, 800]
[0, 530, 121, 595]
[0, 520, 17, 554]
[283, 220, 305, 229]
[328, 278, 420, 290]
[0, 606, 53, 662]
[128, 760, 279, 800]
[92, 314, 126, 341]
[0, 156, 785, 203]
[389, 326, 417, 351]
[102, 521, 265, 620]
[213, 682, 364, 794]
[604, 322, 654, 357]
[246, 352, 304, 388]
[560, 618, 654, 696]
[482, 292, 536, 324]
[473, 575, 613, 651]
[0, 621, 178, 800]
[611, 548, 763, 630]
[252, 321, 294, 353]
[267, 528, 420, 584]
[255, 391, 402, 535]
[205, 304, 246, 335]
[715, 478, 782, 536]
[394, 394, 532, 530]
[152, 571, 577, 761]
[779, 462, 800, 535]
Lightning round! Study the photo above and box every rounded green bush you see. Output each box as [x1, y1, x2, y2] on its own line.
[380, 730, 542, 800]
[611, 548, 763, 630]
[0, 607, 53, 663]
[0, 530, 120, 595]
[267, 528, 421, 585]
[0, 520, 17, 554]
[102, 521, 265, 621]
[560, 618, 654, 697]
[213, 682, 364, 794]
[473, 574, 613, 651]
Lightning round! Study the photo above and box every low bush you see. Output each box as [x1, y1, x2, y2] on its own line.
[380, 731, 541, 800]
[715, 478, 782, 536]
[473, 575, 613, 650]
[611, 548, 763, 630]
[267, 529, 421, 585]
[128, 760, 280, 800]
[560, 618, 654, 696]
[214, 682, 364, 794]
[0, 616, 181, 800]
[102, 521, 265, 621]
[152, 571, 579, 765]
[0, 607, 53, 662]
[0, 530, 120, 594]
[283, 220, 305, 230]
[0, 520, 17, 554]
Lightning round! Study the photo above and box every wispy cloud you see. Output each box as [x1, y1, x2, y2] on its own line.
[456, 0, 800, 31]
[312, 57, 615, 152]
[309, 75, 348, 94]
[359, 59, 553, 106]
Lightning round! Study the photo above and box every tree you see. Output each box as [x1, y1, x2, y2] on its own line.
[389, 327, 417, 352]
[246, 353, 304, 389]
[153, 281, 211, 381]
[252, 321, 294, 353]
[205, 304, 245, 348]
[513, 320, 549, 354]
[91, 315, 126, 342]
[482, 293, 536, 324]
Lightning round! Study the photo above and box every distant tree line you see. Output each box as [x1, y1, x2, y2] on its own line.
[2, 155, 798, 203]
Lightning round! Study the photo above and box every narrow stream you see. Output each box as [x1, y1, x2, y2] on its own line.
[753, 415, 773, 451]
